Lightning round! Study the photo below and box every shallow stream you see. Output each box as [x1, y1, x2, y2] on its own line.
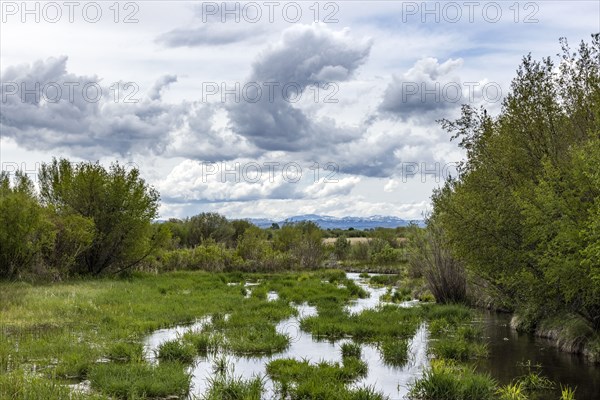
[143, 273, 600, 399]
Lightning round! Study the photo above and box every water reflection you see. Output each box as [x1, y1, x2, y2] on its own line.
[143, 273, 428, 399]
[476, 312, 600, 399]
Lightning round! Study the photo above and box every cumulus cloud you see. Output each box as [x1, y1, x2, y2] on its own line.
[148, 75, 178, 100]
[227, 23, 372, 151]
[0, 57, 186, 156]
[0, 57, 258, 161]
[379, 57, 464, 120]
[302, 176, 360, 198]
[156, 159, 296, 203]
[159, 196, 431, 221]
[0, 26, 461, 218]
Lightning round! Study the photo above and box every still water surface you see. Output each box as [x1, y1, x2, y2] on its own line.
[143, 273, 600, 399]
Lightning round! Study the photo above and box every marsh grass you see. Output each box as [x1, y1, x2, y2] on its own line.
[0, 369, 107, 399]
[495, 362, 558, 400]
[496, 382, 527, 400]
[380, 339, 410, 367]
[408, 360, 496, 400]
[107, 342, 144, 363]
[368, 274, 401, 286]
[380, 287, 412, 303]
[267, 356, 379, 399]
[559, 385, 576, 400]
[341, 342, 362, 358]
[182, 330, 223, 356]
[203, 373, 264, 400]
[156, 339, 196, 364]
[0, 269, 491, 399]
[430, 338, 488, 361]
[88, 362, 191, 398]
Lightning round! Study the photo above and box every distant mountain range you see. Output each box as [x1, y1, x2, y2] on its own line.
[246, 214, 423, 229]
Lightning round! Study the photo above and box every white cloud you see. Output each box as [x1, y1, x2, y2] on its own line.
[2, 1, 598, 220]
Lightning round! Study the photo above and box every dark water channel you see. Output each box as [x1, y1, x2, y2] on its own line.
[477, 312, 600, 399]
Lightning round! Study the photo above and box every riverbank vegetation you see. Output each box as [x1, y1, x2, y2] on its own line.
[429, 34, 600, 361]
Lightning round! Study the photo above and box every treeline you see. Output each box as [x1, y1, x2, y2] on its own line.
[429, 35, 600, 339]
[149, 216, 407, 272]
[0, 161, 408, 280]
[0, 159, 166, 279]
[159, 216, 324, 271]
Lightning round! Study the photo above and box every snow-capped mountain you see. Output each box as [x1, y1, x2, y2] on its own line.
[246, 215, 423, 229]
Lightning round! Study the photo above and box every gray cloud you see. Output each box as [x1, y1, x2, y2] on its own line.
[227, 24, 372, 151]
[156, 4, 267, 48]
[156, 24, 264, 47]
[0, 31, 458, 185]
[0, 57, 187, 156]
[379, 57, 464, 120]
[148, 75, 178, 100]
[0, 57, 253, 160]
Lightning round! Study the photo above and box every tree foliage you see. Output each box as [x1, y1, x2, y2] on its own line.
[432, 34, 600, 328]
[39, 158, 162, 275]
[0, 172, 53, 278]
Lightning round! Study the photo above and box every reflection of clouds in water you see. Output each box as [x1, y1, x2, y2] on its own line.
[142, 273, 428, 399]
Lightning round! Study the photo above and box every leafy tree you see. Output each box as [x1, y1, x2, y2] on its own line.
[0, 172, 54, 278]
[187, 212, 235, 246]
[294, 221, 324, 268]
[39, 158, 162, 275]
[432, 35, 600, 327]
[231, 219, 254, 244]
[236, 226, 271, 262]
[44, 211, 95, 275]
[272, 222, 323, 268]
[334, 235, 351, 260]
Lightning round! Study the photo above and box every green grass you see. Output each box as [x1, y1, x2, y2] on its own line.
[300, 304, 421, 342]
[203, 373, 264, 400]
[0, 369, 107, 399]
[430, 338, 488, 361]
[341, 341, 362, 358]
[380, 287, 412, 303]
[380, 339, 409, 367]
[496, 382, 527, 400]
[156, 339, 196, 364]
[0, 269, 503, 399]
[107, 342, 144, 363]
[368, 274, 401, 286]
[182, 330, 223, 356]
[408, 360, 497, 400]
[266, 357, 378, 399]
[0, 270, 372, 397]
[88, 362, 191, 398]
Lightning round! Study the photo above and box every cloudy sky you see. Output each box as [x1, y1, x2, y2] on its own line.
[1, 1, 598, 220]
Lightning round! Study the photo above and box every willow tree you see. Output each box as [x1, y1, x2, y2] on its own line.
[432, 34, 600, 329]
[0, 171, 53, 278]
[39, 158, 162, 275]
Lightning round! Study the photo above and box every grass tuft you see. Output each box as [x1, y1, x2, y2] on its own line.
[156, 339, 196, 364]
[88, 362, 191, 398]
